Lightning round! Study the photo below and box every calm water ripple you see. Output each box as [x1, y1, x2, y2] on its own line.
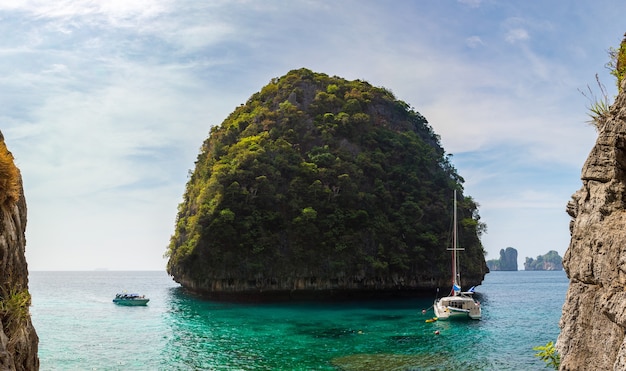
[29, 270, 567, 370]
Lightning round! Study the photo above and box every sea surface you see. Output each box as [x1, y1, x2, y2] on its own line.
[29, 270, 568, 370]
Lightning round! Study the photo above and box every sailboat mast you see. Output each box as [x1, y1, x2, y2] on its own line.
[452, 190, 458, 289]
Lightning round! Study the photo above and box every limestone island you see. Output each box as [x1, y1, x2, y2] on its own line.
[165, 68, 488, 300]
[524, 250, 563, 271]
[486, 247, 518, 271]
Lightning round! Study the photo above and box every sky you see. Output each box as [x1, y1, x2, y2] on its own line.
[1, 0, 623, 271]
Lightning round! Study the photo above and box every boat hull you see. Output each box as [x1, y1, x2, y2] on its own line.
[113, 293, 150, 306]
[113, 298, 150, 306]
[434, 295, 481, 320]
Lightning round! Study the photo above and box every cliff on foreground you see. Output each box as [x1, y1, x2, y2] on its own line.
[557, 77, 626, 369]
[166, 69, 488, 298]
[0, 132, 38, 370]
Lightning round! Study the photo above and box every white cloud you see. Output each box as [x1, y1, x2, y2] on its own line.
[0, 0, 170, 21]
[466, 35, 485, 48]
[505, 28, 529, 43]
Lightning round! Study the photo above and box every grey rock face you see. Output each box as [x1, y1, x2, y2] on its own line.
[558, 79, 626, 370]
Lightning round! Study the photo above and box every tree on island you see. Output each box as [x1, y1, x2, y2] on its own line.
[524, 250, 563, 271]
[486, 247, 518, 271]
[164, 68, 489, 296]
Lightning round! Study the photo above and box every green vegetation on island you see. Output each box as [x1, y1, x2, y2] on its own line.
[524, 250, 563, 271]
[486, 247, 518, 271]
[165, 68, 488, 295]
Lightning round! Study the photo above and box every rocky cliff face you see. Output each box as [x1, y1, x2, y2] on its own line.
[0, 133, 39, 370]
[557, 78, 626, 370]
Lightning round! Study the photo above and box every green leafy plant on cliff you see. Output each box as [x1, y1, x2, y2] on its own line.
[579, 73, 611, 129]
[0, 287, 31, 337]
[533, 341, 560, 370]
[606, 33, 626, 92]
[579, 35, 626, 130]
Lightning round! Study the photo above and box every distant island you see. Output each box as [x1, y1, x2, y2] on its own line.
[486, 247, 518, 271]
[524, 250, 563, 271]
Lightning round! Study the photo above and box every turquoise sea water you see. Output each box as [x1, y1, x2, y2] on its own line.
[29, 270, 568, 370]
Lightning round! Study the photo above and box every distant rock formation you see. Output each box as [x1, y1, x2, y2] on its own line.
[557, 53, 626, 369]
[486, 247, 518, 271]
[523, 250, 563, 271]
[0, 132, 39, 370]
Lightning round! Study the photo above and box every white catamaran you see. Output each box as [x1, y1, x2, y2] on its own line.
[433, 190, 481, 320]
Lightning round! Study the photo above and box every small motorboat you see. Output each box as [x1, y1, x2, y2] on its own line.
[113, 293, 150, 306]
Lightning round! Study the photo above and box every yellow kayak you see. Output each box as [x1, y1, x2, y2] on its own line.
[425, 317, 438, 323]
